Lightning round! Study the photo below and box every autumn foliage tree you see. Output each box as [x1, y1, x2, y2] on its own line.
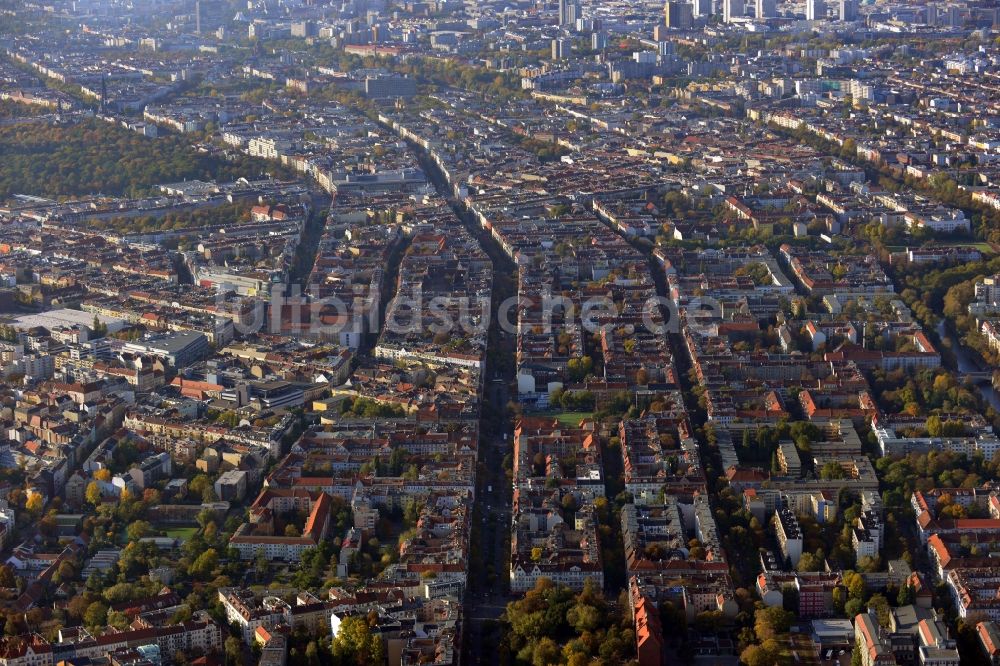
[332, 615, 384, 665]
[503, 577, 635, 665]
[0, 119, 287, 200]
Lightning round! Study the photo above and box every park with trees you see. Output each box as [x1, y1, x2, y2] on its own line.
[0, 119, 281, 200]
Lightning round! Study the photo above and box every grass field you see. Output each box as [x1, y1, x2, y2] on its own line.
[162, 526, 199, 541]
[951, 242, 996, 253]
[533, 411, 594, 427]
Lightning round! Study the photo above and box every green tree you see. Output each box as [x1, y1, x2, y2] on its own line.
[844, 571, 866, 600]
[0, 566, 14, 589]
[0, 119, 288, 200]
[851, 642, 863, 666]
[188, 548, 218, 579]
[797, 551, 823, 572]
[819, 461, 848, 480]
[844, 598, 864, 619]
[224, 636, 243, 666]
[531, 637, 561, 666]
[305, 640, 321, 666]
[107, 609, 129, 629]
[332, 615, 384, 665]
[91, 315, 108, 338]
[189, 475, 212, 501]
[832, 586, 846, 614]
[741, 643, 777, 666]
[867, 594, 891, 628]
[926, 415, 943, 436]
[84, 601, 108, 629]
[126, 520, 152, 542]
[566, 356, 593, 382]
[754, 606, 794, 642]
[566, 603, 602, 633]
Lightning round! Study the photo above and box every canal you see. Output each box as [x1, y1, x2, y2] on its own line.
[936, 320, 1000, 412]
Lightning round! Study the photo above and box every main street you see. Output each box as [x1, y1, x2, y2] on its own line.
[398, 133, 520, 664]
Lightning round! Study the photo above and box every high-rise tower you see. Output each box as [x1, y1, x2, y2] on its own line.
[723, 0, 745, 22]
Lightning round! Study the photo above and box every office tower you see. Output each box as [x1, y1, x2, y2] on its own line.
[665, 1, 694, 28]
[838, 0, 858, 20]
[558, 0, 579, 26]
[566, 3, 578, 26]
[591, 31, 608, 50]
[756, 0, 777, 18]
[806, 0, 825, 20]
[692, 0, 714, 17]
[723, 0, 745, 22]
[946, 5, 962, 27]
[986, 7, 999, 26]
[551, 38, 570, 60]
[195, 0, 201, 34]
[925, 3, 939, 25]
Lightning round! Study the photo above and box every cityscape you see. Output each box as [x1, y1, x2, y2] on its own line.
[0, 0, 999, 664]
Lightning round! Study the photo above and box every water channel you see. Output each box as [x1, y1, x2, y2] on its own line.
[936, 320, 1000, 412]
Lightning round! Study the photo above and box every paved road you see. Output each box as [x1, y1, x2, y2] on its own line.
[462, 345, 516, 665]
[401, 133, 519, 664]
